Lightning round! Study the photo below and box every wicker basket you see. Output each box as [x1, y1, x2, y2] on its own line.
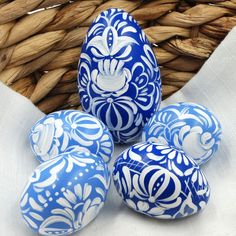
[0, 0, 235, 113]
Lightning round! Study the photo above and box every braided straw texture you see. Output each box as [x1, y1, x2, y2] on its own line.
[0, 0, 235, 113]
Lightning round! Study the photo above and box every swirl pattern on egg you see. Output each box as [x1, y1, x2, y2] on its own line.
[113, 142, 210, 219]
[78, 8, 161, 143]
[143, 102, 222, 165]
[29, 110, 114, 163]
[20, 151, 110, 236]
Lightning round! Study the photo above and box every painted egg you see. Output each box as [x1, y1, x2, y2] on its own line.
[113, 142, 210, 219]
[142, 102, 222, 165]
[20, 151, 110, 235]
[29, 110, 114, 163]
[78, 8, 162, 144]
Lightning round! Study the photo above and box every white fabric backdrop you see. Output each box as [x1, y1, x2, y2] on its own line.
[0, 27, 236, 236]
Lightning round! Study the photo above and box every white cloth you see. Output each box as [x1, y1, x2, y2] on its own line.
[0, 27, 236, 236]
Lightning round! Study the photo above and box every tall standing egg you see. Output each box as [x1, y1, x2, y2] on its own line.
[78, 8, 162, 143]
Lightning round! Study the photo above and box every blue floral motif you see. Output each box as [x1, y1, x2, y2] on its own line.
[113, 142, 210, 219]
[142, 102, 222, 165]
[78, 8, 161, 143]
[29, 110, 114, 163]
[20, 151, 110, 236]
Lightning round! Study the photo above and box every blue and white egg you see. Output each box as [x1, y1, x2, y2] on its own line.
[78, 8, 162, 144]
[143, 102, 222, 165]
[20, 151, 110, 236]
[29, 110, 114, 163]
[113, 142, 210, 219]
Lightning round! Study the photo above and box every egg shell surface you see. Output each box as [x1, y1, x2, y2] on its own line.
[29, 110, 114, 163]
[142, 102, 222, 165]
[78, 8, 162, 143]
[113, 142, 210, 219]
[20, 151, 110, 235]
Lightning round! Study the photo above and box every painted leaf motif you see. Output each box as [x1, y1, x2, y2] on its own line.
[20, 151, 110, 235]
[113, 142, 210, 219]
[56, 198, 72, 209]
[29, 212, 44, 222]
[74, 184, 83, 199]
[143, 102, 222, 165]
[78, 8, 161, 143]
[30, 110, 114, 163]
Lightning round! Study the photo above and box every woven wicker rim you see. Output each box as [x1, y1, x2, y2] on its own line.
[0, 0, 235, 113]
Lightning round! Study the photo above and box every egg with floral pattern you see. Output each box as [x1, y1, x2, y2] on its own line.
[113, 142, 210, 219]
[29, 110, 114, 163]
[78, 8, 161, 144]
[20, 151, 110, 236]
[142, 102, 222, 165]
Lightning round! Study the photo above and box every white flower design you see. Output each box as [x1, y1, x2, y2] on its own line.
[120, 165, 182, 217]
[64, 111, 104, 143]
[125, 199, 172, 219]
[86, 25, 138, 60]
[77, 59, 93, 112]
[31, 118, 64, 162]
[178, 127, 215, 164]
[92, 95, 138, 131]
[91, 59, 132, 95]
[113, 143, 210, 219]
[30, 111, 114, 163]
[132, 61, 160, 111]
[78, 8, 162, 143]
[77, 198, 104, 229]
[21, 152, 110, 235]
[63, 111, 113, 163]
[143, 103, 222, 165]
[129, 144, 193, 177]
[38, 183, 102, 235]
[184, 164, 210, 197]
